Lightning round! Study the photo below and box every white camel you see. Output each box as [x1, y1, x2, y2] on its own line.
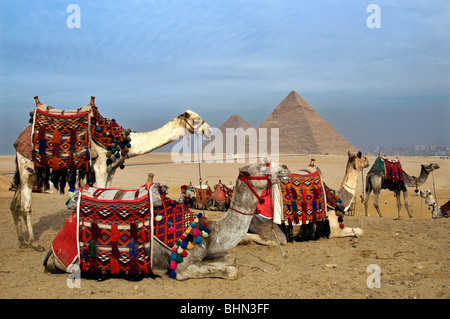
[10, 96, 211, 251]
[245, 151, 369, 246]
[44, 163, 291, 280]
[417, 189, 447, 218]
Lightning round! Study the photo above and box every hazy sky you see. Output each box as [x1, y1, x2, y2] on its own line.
[1, 0, 449, 154]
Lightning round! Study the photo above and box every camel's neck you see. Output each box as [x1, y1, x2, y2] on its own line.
[207, 179, 260, 255]
[127, 118, 186, 157]
[403, 167, 430, 187]
[337, 161, 361, 210]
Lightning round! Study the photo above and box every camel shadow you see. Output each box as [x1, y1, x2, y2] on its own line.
[33, 208, 72, 246]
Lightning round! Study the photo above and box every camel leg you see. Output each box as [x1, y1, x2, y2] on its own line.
[372, 189, 383, 217]
[394, 190, 402, 219]
[403, 190, 413, 218]
[10, 190, 27, 248]
[174, 254, 238, 280]
[363, 190, 371, 216]
[10, 156, 44, 251]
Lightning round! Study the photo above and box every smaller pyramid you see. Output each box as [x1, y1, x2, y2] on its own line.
[203, 114, 254, 154]
[258, 91, 356, 155]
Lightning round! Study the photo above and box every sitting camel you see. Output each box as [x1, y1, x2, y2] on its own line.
[10, 96, 211, 251]
[364, 157, 440, 218]
[417, 189, 448, 218]
[44, 163, 291, 280]
[245, 151, 369, 246]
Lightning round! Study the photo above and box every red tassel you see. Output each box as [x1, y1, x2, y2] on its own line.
[140, 229, 148, 243]
[129, 258, 139, 275]
[90, 257, 98, 273]
[130, 220, 138, 241]
[110, 257, 120, 274]
[52, 129, 61, 170]
[292, 187, 298, 200]
[81, 260, 88, 272]
[313, 186, 320, 199]
[81, 224, 88, 242]
[110, 223, 120, 242]
[293, 213, 299, 224]
[90, 221, 101, 241]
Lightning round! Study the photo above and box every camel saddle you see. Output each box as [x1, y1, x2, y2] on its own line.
[51, 183, 209, 280]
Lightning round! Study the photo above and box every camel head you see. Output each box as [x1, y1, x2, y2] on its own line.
[347, 150, 369, 171]
[177, 110, 212, 140]
[421, 163, 440, 174]
[238, 162, 290, 192]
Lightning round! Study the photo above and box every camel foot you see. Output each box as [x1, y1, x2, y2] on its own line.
[240, 233, 277, 247]
[32, 244, 45, 252]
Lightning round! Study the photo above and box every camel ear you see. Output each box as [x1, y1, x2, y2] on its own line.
[348, 150, 351, 157]
[178, 111, 190, 119]
[357, 151, 362, 158]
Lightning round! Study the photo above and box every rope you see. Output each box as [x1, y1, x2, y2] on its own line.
[195, 128, 206, 216]
[238, 225, 286, 275]
[431, 170, 438, 211]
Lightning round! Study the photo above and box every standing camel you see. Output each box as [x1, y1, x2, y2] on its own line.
[10, 96, 211, 251]
[246, 151, 369, 246]
[364, 158, 439, 218]
[44, 163, 291, 280]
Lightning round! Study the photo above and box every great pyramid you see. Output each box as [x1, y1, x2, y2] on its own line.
[258, 90, 356, 155]
[203, 113, 254, 154]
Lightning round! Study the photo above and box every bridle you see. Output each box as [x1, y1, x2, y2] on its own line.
[182, 114, 205, 135]
[229, 161, 273, 215]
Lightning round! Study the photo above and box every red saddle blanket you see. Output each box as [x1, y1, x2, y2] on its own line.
[32, 108, 90, 171]
[194, 186, 212, 206]
[382, 159, 406, 191]
[51, 183, 206, 279]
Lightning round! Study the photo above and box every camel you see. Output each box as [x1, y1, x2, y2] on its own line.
[417, 189, 448, 218]
[245, 151, 369, 246]
[10, 96, 211, 251]
[44, 162, 291, 280]
[364, 158, 439, 218]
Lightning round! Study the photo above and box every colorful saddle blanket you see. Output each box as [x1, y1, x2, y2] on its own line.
[194, 185, 212, 206]
[383, 159, 406, 191]
[280, 169, 327, 226]
[51, 183, 208, 280]
[29, 101, 131, 192]
[210, 184, 233, 205]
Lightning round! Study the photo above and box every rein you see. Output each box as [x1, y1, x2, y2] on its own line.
[229, 161, 272, 216]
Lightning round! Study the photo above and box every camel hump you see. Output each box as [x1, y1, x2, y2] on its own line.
[14, 125, 33, 158]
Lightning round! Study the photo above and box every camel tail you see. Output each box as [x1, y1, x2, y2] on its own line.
[365, 173, 373, 194]
[12, 155, 20, 188]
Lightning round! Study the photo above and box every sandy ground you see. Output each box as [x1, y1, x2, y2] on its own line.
[0, 153, 448, 300]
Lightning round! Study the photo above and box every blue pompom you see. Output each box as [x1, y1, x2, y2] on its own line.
[169, 270, 177, 278]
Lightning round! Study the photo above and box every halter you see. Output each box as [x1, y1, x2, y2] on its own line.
[229, 161, 272, 215]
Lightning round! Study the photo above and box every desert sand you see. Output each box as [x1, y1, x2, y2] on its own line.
[0, 153, 448, 300]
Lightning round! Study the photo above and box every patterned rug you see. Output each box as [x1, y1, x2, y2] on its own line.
[51, 183, 209, 280]
[193, 185, 212, 207]
[281, 170, 327, 225]
[28, 102, 131, 192]
[77, 184, 154, 280]
[279, 169, 330, 242]
[382, 159, 406, 191]
[32, 108, 91, 192]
